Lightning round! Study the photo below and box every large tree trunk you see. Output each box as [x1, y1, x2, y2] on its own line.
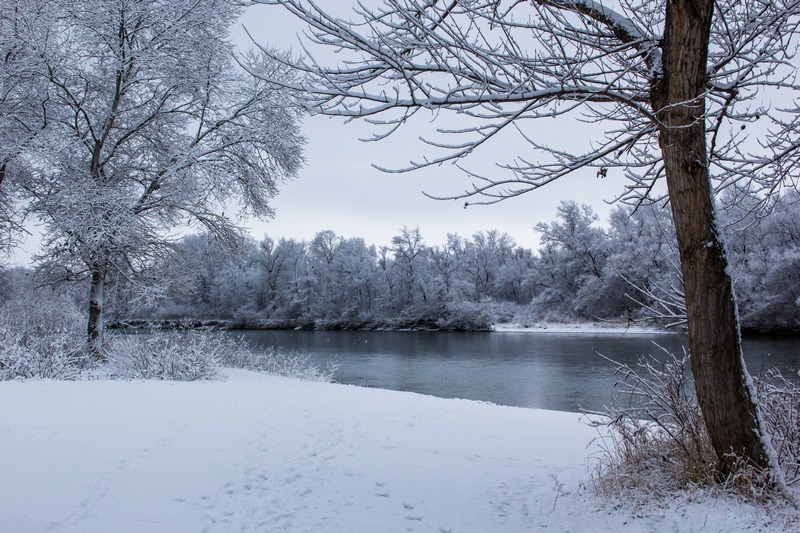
[87, 259, 106, 360]
[653, 0, 771, 474]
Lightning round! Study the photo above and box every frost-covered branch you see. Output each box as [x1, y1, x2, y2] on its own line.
[253, 0, 800, 209]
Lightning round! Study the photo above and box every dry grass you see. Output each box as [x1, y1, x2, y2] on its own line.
[755, 368, 800, 487]
[588, 346, 799, 510]
[222, 344, 338, 382]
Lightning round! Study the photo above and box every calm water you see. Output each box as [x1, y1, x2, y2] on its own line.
[236, 330, 800, 413]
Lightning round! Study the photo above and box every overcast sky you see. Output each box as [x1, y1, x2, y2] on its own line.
[234, 3, 633, 251]
[8, 2, 641, 265]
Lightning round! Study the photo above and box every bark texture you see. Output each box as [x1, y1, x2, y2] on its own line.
[652, 0, 769, 473]
[87, 260, 106, 360]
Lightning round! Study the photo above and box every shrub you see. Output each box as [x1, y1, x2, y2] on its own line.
[754, 369, 800, 487]
[588, 346, 799, 507]
[107, 329, 232, 381]
[108, 329, 338, 383]
[222, 345, 337, 383]
[437, 301, 494, 330]
[587, 347, 717, 504]
[0, 292, 88, 380]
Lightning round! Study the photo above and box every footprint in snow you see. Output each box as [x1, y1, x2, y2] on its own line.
[375, 480, 390, 498]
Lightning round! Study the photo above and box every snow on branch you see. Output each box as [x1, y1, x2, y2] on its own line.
[251, 0, 800, 207]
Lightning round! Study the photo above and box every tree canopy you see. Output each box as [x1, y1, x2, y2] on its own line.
[132, 192, 800, 336]
[1, 0, 305, 351]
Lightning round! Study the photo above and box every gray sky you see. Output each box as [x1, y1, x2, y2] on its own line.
[8, 2, 639, 265]
[235, 3, 631, 250]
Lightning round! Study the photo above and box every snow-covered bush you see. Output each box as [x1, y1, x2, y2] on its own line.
[108, 329, 230, 381]
[108, 329, 338, 383]
[436, 301, 493, 330]
[0, 291, 87, 380]
[589, 349, 798, 505]
[222, 345, 337, 383]
[754, 369, 800, 487]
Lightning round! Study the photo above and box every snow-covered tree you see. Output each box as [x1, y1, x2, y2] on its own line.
[724, 190, 800, 332]
[269, 237, 310, 319]
[427, 233, 469, 303]
[306, 230, 381, 322]
[0, 0, 51, 256]
[604, 204, 683, 326]
[306, 230, 345, 317]
[139, 202, 800, 333]
[336, 237, 382, 319]
[494, 246, 536, 305]
[252, 235, 310, 315]
[9, 0, 304, 355]
[254, 0, 800, 476]
[463, 230, 516, 301]
[532, 201, 608, 319]
[390, 226, 430, 311]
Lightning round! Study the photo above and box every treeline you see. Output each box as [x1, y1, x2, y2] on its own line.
[103, 192, 799, 333]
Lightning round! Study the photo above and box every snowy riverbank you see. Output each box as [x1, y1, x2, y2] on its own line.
[492, 321, 673, 334]
[1, 370, 794, 532]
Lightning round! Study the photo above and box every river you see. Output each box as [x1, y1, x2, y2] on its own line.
[235, 329, 800, 413]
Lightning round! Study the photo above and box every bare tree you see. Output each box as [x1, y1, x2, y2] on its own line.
[8, 0, 304, 355]
[253, 0, 800, 477]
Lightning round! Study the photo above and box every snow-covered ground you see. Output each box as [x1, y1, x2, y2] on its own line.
[492, 322, 674, 334]
[1, 370, 794, 532]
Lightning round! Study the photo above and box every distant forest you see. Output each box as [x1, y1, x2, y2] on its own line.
[4, 192, 799, 334]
